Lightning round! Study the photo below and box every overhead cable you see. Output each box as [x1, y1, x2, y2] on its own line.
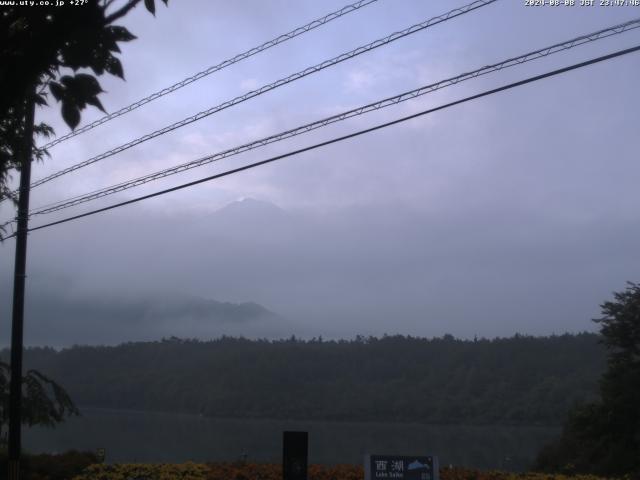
[11, 43, 638, 238]
[28, 17, 640, 217]
[37, 0, 382, 150]
[27, 0, 497, 189]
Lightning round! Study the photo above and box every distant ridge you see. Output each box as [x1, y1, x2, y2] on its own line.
[141, 295, 277, 323]
[4, 333, 605, 426]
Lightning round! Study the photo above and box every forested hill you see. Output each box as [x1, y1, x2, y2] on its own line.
[3, 333, 604, 426]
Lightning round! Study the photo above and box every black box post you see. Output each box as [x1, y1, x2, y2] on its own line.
[283, 431, 308, 480]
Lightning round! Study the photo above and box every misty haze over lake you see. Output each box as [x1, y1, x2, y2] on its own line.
[1, 197, 636, 346]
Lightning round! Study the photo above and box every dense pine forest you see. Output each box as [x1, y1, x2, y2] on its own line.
[1, 333, 604, 426]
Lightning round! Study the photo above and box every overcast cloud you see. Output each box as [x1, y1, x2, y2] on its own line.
[1, 0, 639, 346]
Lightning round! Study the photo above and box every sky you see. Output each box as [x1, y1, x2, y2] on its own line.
[1, 0, 640, 346]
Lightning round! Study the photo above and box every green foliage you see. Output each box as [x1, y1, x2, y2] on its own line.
[0, 361, 79, 439]
[535, 283, 640, 476]
[49, 74, 106, 130]
[0, 0, 168, 237]
[0, 450, 98, 480]
[0, 333, 605, 427]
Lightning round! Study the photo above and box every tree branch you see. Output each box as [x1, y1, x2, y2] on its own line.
[104, 0, 143, 24]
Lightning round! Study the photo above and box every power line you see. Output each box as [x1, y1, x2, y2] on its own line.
[27, 0, 497, 190]
[12, 43, 638, 239]
[37, 0, 382, 151]
[27, 17, 640, 217]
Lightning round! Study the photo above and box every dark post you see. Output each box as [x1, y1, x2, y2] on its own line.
[283, 431, 308, 480]
[8, 87, 36, 480]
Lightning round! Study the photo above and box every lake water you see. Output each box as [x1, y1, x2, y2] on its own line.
[23, 408, 560, 471]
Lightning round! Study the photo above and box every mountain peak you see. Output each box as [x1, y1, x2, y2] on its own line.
[219, 197, 285, 214]
[212, 198, 290, 230]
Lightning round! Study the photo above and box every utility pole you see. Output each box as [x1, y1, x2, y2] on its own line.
[8, 86, 36, 480]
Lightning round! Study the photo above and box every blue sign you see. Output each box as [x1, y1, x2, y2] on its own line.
[365, 455, 438, 480]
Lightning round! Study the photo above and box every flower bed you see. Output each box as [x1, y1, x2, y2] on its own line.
[69, 462, 625, 480]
